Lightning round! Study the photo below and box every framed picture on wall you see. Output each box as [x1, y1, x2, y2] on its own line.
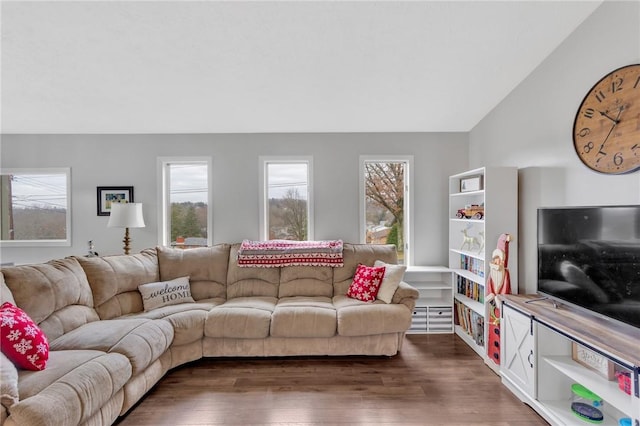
[97, 186, 134, 216]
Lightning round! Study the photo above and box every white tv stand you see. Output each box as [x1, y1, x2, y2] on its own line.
[501, 294, 640, 426]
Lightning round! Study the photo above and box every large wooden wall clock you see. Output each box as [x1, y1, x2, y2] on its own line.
[573, 64, 640, 174]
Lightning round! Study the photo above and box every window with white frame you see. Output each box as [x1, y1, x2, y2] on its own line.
[0, 168, 71, 246]
[359, 156, 413, 265]
[158, 158, 211, 248]
[259, 157, 313, 241]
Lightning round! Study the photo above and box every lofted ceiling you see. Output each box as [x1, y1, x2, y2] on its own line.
[1, 0, 603, 134]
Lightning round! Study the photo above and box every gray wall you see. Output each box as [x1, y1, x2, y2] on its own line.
[469, 1, 640, 294]
[4, 1, 639, 285]
[0, 133, 468, 265]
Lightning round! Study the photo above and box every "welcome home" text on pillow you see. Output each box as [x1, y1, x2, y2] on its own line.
[138, 276, 195, 311]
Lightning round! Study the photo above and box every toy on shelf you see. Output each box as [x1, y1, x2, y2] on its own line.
[459, 229, 484, 255]
[456, 204, 484, 220]
[571, 383, 604, 423]
[460, 229, 481, 252]
[615, 370, 632, 395]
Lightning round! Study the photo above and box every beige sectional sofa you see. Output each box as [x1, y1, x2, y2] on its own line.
[0, 243, 418, 426]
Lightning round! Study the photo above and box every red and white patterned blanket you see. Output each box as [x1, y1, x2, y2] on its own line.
[237, 239, 344, 267]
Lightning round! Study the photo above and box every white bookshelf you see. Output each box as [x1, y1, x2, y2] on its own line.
[448, 167, 518, 370]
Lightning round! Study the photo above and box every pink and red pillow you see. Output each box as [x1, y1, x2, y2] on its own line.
[0, 302, 49, 371]
[347, 264, 386, 302]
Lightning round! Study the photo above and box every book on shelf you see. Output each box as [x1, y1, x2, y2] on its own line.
[459, 254, 484, 278]
[456, 275, 484, 303]
[454, 300, 484, 347]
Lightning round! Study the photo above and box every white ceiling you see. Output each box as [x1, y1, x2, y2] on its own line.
[1, 1, 603, 134]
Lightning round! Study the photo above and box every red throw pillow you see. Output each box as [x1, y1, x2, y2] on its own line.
[0, 302, 49, 371]
[347, 264, 386, 302]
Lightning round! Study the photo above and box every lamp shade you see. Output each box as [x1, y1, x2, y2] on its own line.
[107, 203, 145, 228]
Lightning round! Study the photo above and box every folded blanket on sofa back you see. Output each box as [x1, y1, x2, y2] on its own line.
[237, 239, 344, 267]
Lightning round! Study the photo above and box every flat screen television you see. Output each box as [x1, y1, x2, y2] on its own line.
[537, 205, 640, 330]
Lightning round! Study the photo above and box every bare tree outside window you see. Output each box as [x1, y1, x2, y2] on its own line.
[364, 161, 407, 264]
[264, 161, 311, 241]
[277, 188, 307, 240]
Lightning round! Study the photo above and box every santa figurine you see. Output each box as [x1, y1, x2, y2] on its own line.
[486, 233, 512, 365]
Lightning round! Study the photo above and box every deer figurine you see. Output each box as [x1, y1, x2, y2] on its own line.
[476, 231, 485, 254]
[460, 229, 480, 251]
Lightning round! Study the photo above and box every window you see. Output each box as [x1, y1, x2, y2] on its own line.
[0, 168, 71, 246]
[360, 156, 413, 265]
[259, 157, 313, 241]
[158, 158, 211, 248]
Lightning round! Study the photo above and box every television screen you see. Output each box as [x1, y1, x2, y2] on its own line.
[537, 205, 640, 330]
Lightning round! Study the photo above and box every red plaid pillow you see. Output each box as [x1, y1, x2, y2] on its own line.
[347, 264, 386, 302]
[0, 302, 49, 371]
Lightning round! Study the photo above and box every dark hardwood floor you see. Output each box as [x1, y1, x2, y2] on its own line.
[116, 334, 547, 425]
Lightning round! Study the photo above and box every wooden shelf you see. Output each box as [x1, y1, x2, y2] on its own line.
[504, 295, 640, 367]
[450, 248, 484, 261]
[537, 399, 622, 426]
[454, 293, 484, 315]
[502, 294, 640, 425]
[450, 189, 485, 197]
[416, 296, 451, 307]
[543, 355, 635, 415]
[451, 268, 484, 283]
[450, 218, 484, 224]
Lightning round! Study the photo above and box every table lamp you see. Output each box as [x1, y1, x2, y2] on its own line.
[107, 202, 145, 255]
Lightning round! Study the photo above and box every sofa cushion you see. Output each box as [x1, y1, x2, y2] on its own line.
[205, 297, 276, 338]
[124, 303, 213, 348]
[11, 350, 131, 426]
[279, 265, 333, 298]
[374, 260, 406, 303]
[271, 297, 336, 338]
[138, 276, 195, 311]
[76, 249, 159, 319]
[334, 295, 412, 336]
[49, 318, 173, 376]
[129, 300, 221, 320]
[226, 244, 280, 298]
[17, 350, 125, 399]
[1, 258, 98, 342]
[162, 310, 208, 346]
[0, 302, 49, 371]
[333, 244, 398, 295]
[157, 245, 230, 300]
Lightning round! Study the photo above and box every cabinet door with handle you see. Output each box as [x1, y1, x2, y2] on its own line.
[501, 303, 536, 400]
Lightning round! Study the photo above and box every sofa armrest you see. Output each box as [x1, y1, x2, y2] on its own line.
[1, 353, 18, 422]
[391, 281, 419, 311]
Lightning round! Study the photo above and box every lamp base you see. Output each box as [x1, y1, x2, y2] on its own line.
[123, 227, 131, 255]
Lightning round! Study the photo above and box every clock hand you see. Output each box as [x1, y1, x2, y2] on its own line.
[596, 106, 625, 161]
[598, 105, 625, 124]
[599, 110, 620, 124]
[599, 124, 617, 152]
